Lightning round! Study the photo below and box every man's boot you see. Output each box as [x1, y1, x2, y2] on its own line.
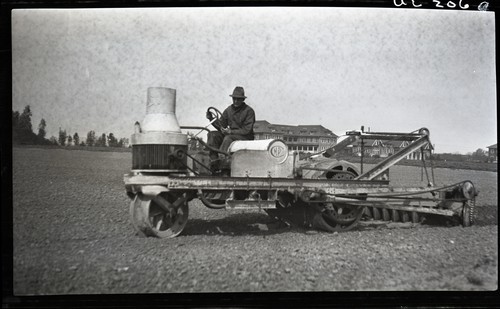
[209, 152, 220, 174]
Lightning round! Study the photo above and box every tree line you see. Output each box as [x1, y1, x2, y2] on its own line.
[433, 149, 491, 163]
[13, 105, 129, 148]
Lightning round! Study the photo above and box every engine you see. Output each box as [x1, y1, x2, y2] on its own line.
[131, 87, 188, 172]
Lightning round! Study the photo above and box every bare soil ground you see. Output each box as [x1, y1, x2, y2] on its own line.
[11, 147, 497, 297]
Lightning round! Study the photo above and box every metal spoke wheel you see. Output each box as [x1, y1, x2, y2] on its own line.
[363, 207, 373, 218]
[312, 203, 365, 232]
[391, 209, 400, 221]
[411, 211, 420, 223]
[461, 200, 475, 227]
[400, 211, 410, 223]
[381, 208, 391, 221]
[130, 192, 189, 238]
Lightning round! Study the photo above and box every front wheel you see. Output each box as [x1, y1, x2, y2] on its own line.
[130, 192, 189, 238]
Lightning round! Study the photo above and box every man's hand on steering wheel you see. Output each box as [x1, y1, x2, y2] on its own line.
[206, 111, 214, 121]
[206, 107, 223, 132]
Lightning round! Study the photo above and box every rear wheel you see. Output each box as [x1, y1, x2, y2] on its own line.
[461, 200, 475, 227]
[313, 203, 365, 232]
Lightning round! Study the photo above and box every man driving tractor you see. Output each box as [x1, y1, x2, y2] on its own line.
[206, 86, 256, 170]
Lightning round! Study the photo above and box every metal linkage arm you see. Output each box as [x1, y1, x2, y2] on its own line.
[357, 127, 429, 141]
[355, 134, 430, 180]
[317, 127, 429, 158]
[180, 126, 211, 133]
[322, 134, 360, 158]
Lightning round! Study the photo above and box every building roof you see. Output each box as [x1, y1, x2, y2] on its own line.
[487, 144, 497, 149]
[253, 120, 337, 137]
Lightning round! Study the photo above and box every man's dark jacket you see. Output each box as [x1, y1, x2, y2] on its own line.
[219, 103, 255, 138]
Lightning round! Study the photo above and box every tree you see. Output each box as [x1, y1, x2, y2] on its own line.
[86, 130, 96, 147]
[58, 128, 67, 146]
[18, 105, 33, 133]
[73, 133, 80, 146]
[49, 136, 58, 145]
[12, 111, 20, 128]
[37, 118, 47, 139]
[107, 133, 118, 147]
[472, 148, 487, 162]
[121, 138, 129, 148]
[67, 135, 73, 146]
[96, 133, 107, 147]
[13, 106, 37, 144]
[473, 148, 486, 157]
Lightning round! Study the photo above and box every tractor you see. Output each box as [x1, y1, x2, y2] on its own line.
[124, 87, 477, 238]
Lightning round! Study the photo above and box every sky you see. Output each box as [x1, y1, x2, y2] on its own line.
[12, 7, 496, 154]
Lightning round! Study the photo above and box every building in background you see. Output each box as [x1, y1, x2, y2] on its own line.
[487, 144, 497, 163]
[351, 139, 433, 160]
[253, 120, 337, 153]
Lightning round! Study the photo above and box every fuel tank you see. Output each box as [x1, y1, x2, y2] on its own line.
[228, 139, 298, 178]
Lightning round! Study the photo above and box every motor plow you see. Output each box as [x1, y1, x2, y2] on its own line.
[124, 87, 477, 238]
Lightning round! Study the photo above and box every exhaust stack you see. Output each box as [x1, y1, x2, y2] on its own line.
[142, 87, 182, 132]
[131, 87, 188, 172]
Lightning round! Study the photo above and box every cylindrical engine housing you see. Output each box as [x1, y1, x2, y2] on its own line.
[131, 87, 188, 172]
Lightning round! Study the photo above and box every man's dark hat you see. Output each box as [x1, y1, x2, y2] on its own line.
[230, 86, 246, 99]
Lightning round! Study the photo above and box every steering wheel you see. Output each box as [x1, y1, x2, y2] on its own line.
[206, 107, 223, 132]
